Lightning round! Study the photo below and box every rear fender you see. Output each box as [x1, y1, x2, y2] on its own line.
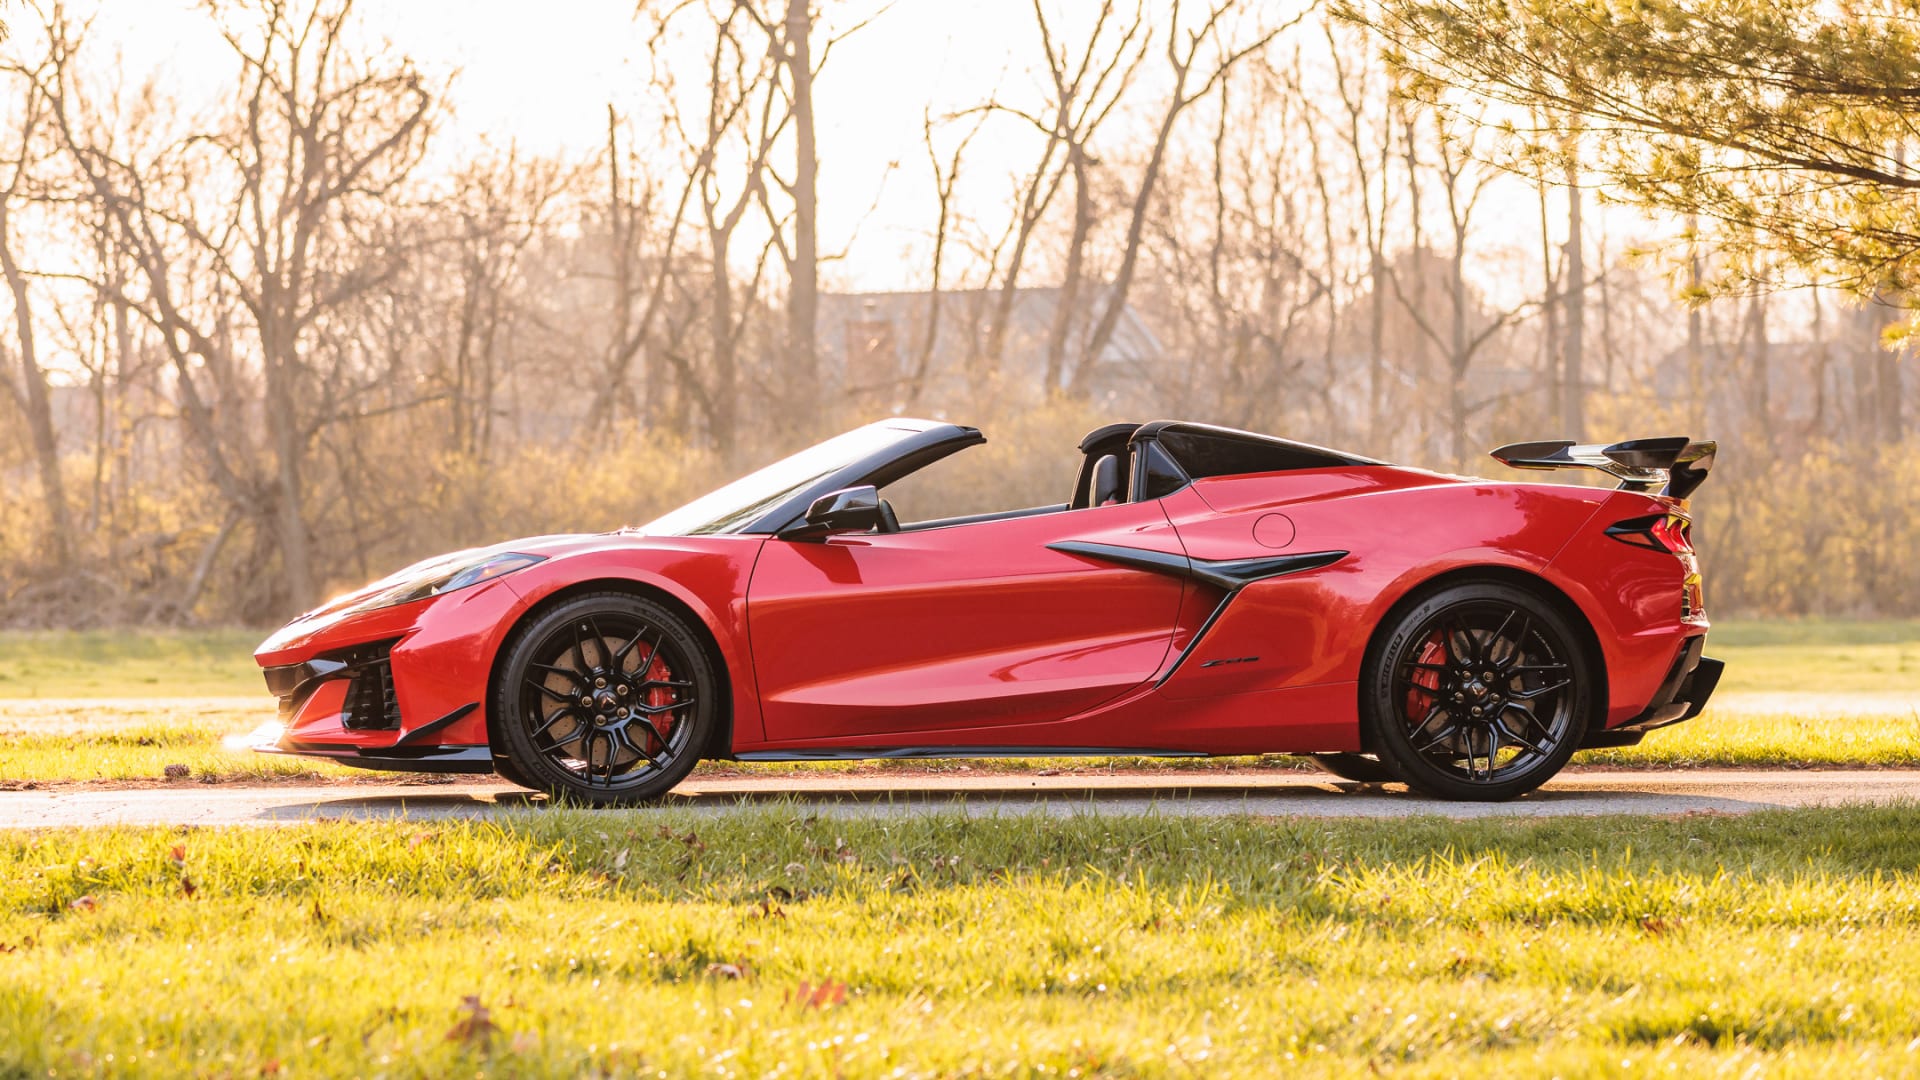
[1161, 479, 1611, 692]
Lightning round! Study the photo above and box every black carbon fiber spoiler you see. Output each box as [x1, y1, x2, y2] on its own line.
[1490, 437, 1717, 499]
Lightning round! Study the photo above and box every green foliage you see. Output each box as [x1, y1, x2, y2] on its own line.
[0, 807, 1918, 1074]
[1696, 438, 1920, 615]
[1342, 0, 1920, 299]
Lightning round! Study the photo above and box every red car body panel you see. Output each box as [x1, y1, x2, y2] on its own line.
[251, 419, 1715, 774]
[743, 498, 1187, 744]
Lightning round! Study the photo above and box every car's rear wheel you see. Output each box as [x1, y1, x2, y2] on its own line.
[492, 591, 718, 805]
[1363, 581, 1592, 801]
[1307, 753, 1397, 783]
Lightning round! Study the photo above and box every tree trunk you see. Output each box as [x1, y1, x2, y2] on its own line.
[1449, 242, 1469, 471]
[1044, 146, 1092, 394]
[709, 228, 737, 452]
[1560, 155, 1586, 440]
[0, 202, 73, 571]
[784, 0, 818, 408]
[1686, 218, 1705, 432]
[1747, 292, 1772, 455]
[262, 296, 315, 611]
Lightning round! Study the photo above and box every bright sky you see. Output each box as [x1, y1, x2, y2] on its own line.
[70, 0, 1596, 300]
[76, 0, 1057, 289]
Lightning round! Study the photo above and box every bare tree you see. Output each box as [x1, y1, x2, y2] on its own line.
[587, 104, 695, 433]
[1072, 0, 1292, 392]
[41, 0, 434, 611]
[444, 146, 569, 461]
[645, 0, 790, 452]
[0, 50, 72, 570]
[1386, 102, 1537, 469]
[968, 0, 1148, 382]
[1318, 21, 1393, 440]
[905, 107, 982, 410]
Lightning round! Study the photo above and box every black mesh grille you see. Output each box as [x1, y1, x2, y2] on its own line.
[332, 640, 402, 731]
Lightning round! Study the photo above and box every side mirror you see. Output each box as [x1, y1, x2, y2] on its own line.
[780, 485, 882, 540]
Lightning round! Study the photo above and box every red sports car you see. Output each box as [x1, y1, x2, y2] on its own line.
[251, 419, 1721, 802]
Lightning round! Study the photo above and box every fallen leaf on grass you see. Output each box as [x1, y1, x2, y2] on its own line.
[655, 825, 706, 851]
[446, 995, 501, 1051]
[1639, 916, 1685, 937]
[790, 979, 847, 1010]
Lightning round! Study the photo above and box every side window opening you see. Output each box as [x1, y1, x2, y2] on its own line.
[880, 445, 1071, 527]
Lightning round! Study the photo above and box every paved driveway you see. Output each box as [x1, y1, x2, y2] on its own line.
[0, 769, 1913, 826]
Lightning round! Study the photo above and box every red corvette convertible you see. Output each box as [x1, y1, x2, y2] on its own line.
[252, 419, 1720, 802]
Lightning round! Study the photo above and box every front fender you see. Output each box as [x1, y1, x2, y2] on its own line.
[497, 536, 768, 746]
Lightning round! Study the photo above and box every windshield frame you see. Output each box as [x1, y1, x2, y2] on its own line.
[636, 419, 985, 537]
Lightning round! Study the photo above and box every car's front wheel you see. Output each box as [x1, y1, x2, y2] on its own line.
[492, 591, 719, 805]
[1362, 581, 1593, 801]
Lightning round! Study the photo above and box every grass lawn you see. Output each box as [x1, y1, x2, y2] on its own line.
[0, 629, 265, 700]
[1, 805, 1918, 1076]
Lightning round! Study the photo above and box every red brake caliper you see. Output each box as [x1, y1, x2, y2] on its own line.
[642, 653, 676, 752]
[1405, 634, 1447, 722]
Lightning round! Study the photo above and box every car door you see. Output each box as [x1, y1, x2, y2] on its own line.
[745, 499, 1188, 744]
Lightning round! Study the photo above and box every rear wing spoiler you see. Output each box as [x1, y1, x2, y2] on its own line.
[1489, 437, 1716, 499]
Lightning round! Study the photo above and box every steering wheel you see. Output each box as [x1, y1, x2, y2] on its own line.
[877, 498, 901, 534]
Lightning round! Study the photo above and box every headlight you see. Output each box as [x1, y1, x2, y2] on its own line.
[337, 551, 545, 615]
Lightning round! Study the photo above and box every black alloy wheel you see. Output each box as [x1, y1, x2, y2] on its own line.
[492, 592, 718, 804]
[1363, 581, 1592, 801]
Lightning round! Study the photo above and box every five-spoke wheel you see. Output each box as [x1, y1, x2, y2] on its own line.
[1363, 581, 1591, 800]
[491, 592, 718, 804]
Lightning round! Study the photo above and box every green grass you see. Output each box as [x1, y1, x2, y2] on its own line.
[0, 629, 266, 699]
[1591, 709, 1920, 768]
[0, 722, 354, 785]
[2, 806, 1919, 1076]
[1708, 618, 1920, 647]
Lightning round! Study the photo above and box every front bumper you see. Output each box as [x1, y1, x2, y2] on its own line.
[251, 575, 535, 772]
[244, 720, 495, 773]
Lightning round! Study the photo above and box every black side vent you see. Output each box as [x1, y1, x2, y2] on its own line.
[331, 640, 402, 731]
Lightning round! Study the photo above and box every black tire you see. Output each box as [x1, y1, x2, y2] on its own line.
[1308, 753, 1399, 783]
[491, 591, 720, 805]
[1361, 580, 1593, 801]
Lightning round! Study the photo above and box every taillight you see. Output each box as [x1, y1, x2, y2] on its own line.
[1605, 513, 1692, 554]
[1607, 512, 1705, 618]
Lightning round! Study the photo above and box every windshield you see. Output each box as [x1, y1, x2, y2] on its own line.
[637, 422, 932, 536]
